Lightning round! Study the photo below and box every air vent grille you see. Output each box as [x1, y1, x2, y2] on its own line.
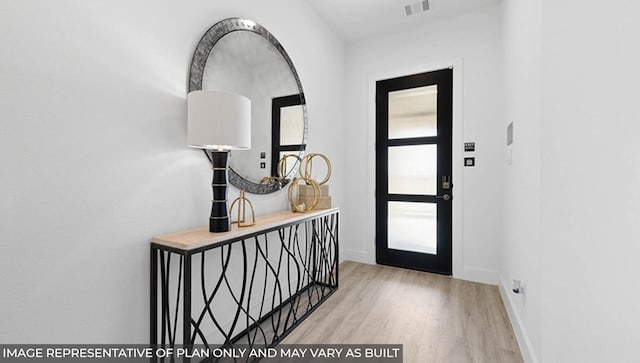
[404, 0, 430, 16]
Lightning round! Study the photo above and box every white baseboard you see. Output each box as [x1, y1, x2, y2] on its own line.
[340, 255, 499, 287]
[340, 253, 499, 286]
[341, 249, 369, 264]
[498, 275, 539, 363]
[454, 266, 499, 285]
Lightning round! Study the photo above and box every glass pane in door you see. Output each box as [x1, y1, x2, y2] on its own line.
[388, 85, 437, 139]
[388, 144, 437, 195]
[388, 201, 437, 254]
[280, 105, 304, 145]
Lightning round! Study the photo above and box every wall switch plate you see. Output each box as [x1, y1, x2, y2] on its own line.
[464, 157, 475, 167]
[464, 142, 476, 152]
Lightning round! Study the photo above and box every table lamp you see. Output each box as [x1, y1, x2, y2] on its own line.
[187, 90, 251, 232]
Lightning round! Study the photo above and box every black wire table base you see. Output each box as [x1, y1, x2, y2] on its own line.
[150, 210, 339, 358]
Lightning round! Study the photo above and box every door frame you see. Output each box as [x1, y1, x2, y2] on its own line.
[363, 59, 465, 278]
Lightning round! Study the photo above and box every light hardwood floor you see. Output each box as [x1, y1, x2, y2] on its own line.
[283, 261, 523, 363]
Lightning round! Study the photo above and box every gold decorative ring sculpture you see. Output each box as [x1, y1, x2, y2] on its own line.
[288, 177, 320, 213]
[300, 153, 332, 185]
[277, 154, 302, 179]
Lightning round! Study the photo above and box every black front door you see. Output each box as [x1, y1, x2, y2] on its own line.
[375, 68, 453, 275]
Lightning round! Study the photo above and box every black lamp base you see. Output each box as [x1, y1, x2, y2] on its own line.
[210, 217, 230, 233]
[210, 151, 230, 233]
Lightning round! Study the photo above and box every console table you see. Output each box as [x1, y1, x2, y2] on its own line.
[150, 208, 339, 349]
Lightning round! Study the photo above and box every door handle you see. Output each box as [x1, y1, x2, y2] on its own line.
[436, 194, 451, 201]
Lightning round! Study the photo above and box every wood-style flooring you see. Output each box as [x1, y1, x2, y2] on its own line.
[282, 261, 523, 363]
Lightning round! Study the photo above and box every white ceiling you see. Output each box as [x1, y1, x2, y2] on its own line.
[306, 0, 502, 43]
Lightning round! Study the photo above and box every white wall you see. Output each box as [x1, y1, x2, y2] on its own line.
[0, 0, 344, 343]
[500, 1, 542, 362]
[540, 0, 640, 361]
[502, 0, 640, 361]
[342, 4, 504, 284]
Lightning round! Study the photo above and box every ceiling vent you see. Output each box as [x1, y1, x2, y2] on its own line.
[404, 0, 430, 16]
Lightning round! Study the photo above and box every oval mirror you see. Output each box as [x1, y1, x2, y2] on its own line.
[189, 18, 307, 194]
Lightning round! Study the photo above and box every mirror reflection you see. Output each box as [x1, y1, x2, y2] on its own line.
[201, 30, 306, 187]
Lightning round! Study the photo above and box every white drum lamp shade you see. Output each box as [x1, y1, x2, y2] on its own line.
[187, 90, 251, 150]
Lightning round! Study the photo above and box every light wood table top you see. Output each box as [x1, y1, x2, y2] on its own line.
[151, 207, 339, 251]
